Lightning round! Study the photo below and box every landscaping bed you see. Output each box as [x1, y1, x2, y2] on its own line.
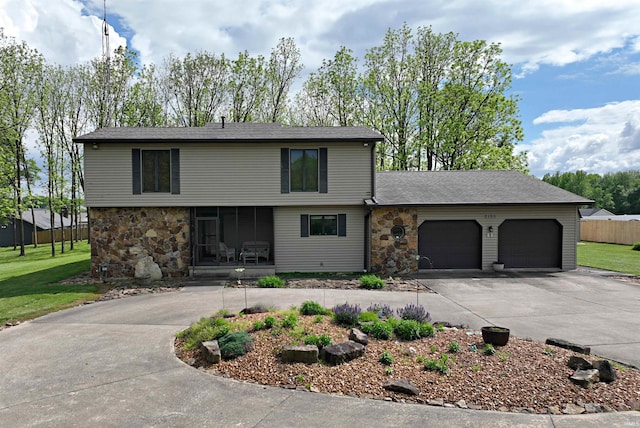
[175, 307, 640, 415]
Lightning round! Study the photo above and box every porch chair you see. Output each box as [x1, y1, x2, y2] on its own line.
[218, 242, 236, 262]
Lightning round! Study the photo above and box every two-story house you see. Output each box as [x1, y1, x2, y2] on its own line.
[75, 122, 591, 279]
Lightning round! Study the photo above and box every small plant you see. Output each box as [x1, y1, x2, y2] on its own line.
[280, 313, 298, 329]
[419, 322, 435, 337]
[252, 320, 265, 331]
[448, 341, 461, 353]
[435, 323, 446, 332]
[176, 317, 231, 350]
[300, 301, 330, 315]
[303, 334, 332, 348]
[332, 302, 361, 326]
[633, 242, 640, 251]
[313, 315, 324, 323]
[396, 303, 431, 323]
[358, 311, 380, 323]
[429, 345, 437, 354]
[416, 355, 426, 363]
[213, 309, 230, 318]
[367, 303, 394, 318]
[424, 354, 449, 374]
[471, 364, 481, 372]
[360, 274, 386, 289]
[263, 315, 277, 329]
[394, 319, 422, 341]
[497, 351, 510, 362]
[483, 344, 496, 356]
[370, 320, 394, 340]
[218, 331, 254, 359]
[385, 367, 394, 375]
[468, 344, 477, 352]
[257, 275, 285, 288]
[544, 347, 555, 356]
[379, 350, 394, 366]
[295, 374, 305, 383]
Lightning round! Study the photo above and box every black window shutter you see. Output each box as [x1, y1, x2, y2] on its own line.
[132, 149, 141, 194]
[171, 149, 180, 194]
[281, 148, 290, 193]
[338, 213, 346, 237]
[319, 147, 328, 193]
[300, 214, 309, 237]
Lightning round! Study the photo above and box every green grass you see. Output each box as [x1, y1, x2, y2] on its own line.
[0, 242, 97, 325]
[578, 242, 640, 276]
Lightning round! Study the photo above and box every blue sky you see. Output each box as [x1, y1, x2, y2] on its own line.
[1, 0, 639, 177]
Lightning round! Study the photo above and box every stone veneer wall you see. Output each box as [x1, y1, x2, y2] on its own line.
[370, 207, 418, 275]
[90, 207, 190, 278]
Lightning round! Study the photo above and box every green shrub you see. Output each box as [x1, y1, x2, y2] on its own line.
[281, 313, 298, 329]
[370, 320, 394, 340]
[252, 320, 265, 331]
[304, 334, 332, 348]
[419, 322, 435, 338]
[424, 354, 449, 374]
[448, 341, 461, 353]
[218, 331, 254, 359]
[379, 350, 394, 365]
[394, 319, 422, 341]
[358, 311, 380, 323]
[264, 315, 277, 329]
[176, 317, 231, 350]
[483, 344, 496, 356]
[360, 274, 386, 289]
[633, 242, 640, 251]
[300, 301, 330, 315]
[257, 275, 285, 288]
[313, 315, 324, 323]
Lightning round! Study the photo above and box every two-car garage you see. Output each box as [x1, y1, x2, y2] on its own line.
[417, 218, 563, 270]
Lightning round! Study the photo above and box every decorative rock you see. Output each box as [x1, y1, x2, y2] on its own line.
[545, 338, 590, 355]
[200, 340, 221, 364]
[320, 341, 365, 365]
[467, 404, 483, 410]
[404, 346, 417, 357]
[547, 406, 562, 415]
[427, 398, 444, 406]
[383, 379, 420, 396]
[562, 403, 586, 415]
[280, 345, 319, 364]
[134, 255, 163, 280]
[570, 369, 600, 388]
[455, 400, 468, 409]
[592, 360, 617, 383]
[349, 328, 369, 346]
[584, 403, 602, 413]
[568, 356, 593, 370]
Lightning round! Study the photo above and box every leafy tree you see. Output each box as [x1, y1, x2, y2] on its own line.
[261, 37, 303, 123]
[228, 51, 267, 123]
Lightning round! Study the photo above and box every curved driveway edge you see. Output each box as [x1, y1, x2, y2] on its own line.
[1, 271, 639, 427]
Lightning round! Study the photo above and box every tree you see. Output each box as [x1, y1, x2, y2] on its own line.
[228, 51, 267, 123]
[261, 37, 303, 123]
[0, 30, 44, 255]
[160, 51, 229, 126]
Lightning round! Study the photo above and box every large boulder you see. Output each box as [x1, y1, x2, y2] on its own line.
[570, 369, 599, 388]
[349, 328, 368, 346]
[201, 340, 221, 364]
[383, 379, 419, 396]
[568, 356, 592, 370]
[592, 360, 617, 383]
[134, 256, 162, 280]
[320, 341, 365, 366]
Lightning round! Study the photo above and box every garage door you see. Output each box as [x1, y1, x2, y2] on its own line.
[498, 219, 562, 268]
[418, 220, 481, 269]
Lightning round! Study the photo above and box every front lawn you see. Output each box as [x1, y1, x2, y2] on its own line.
[0, 242, 97, 325]
[577, 241, 640, 276]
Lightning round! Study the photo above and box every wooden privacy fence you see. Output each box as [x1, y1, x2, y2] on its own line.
[33, 227, 88, 244]
[580, 220, 640, 245]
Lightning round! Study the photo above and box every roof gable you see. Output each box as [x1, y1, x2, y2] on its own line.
[371, 170, 593, 206]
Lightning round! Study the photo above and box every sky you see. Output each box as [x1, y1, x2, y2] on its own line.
[1, 0, 640, 178]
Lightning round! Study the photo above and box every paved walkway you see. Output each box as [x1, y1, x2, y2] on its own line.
[0, 271, 639, 427]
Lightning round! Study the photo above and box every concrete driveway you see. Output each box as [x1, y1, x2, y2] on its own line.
[0, 270, 638, 427]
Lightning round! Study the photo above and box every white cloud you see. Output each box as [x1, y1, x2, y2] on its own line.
[523, 101, 640, 176]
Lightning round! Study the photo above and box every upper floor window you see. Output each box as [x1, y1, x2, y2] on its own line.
[132, 148, 180, 194]
[280, 147, 327, 194]
[143, 150, 171, 193]
[290, 149, 318, 192]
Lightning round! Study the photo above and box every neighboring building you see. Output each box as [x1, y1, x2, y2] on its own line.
[579, 208, 614, 217]
[0, 208, 78, 247]
[74, 123, 592, 279]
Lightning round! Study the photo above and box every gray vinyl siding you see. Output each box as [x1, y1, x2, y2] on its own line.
[274, 206, 366, 273]
[83, 142, 372, 207]
[417, 205, 580, 271]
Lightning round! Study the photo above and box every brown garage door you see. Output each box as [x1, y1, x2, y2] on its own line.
[418, 220, 481, 269]
[498, 219, 562, 268]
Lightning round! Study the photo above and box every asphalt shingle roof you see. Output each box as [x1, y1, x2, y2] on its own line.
[372, 170, 593, 206]
[74, 123, 384, 143]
